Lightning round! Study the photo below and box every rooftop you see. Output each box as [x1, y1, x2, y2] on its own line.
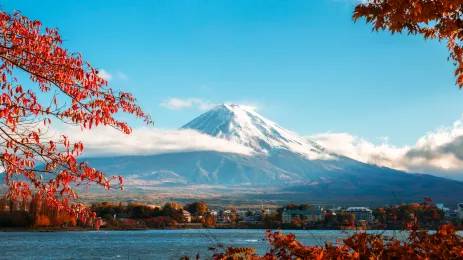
[346, 207, 372, 212]
[282, 209, 324, 214]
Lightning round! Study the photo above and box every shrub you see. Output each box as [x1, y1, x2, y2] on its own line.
[34, 214, 51, 227]
[145, 216, 176, 228]
[210, 223, 463, 259]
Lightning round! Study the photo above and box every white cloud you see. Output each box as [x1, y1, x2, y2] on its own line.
[308, 115, 463, 180]
[308, 133, 410, 170]
[160, 98, 216, 111]
[97, 70, 128, 81]
[59, 126, 254, 157]
[97, 69, 113, 81]
[116, 72, 128, 80]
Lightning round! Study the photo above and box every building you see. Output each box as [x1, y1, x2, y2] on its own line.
[281, 208, 325, 224]
[216, 215, 230, 223]
[237, 210, 247, 219]
[458, 203, 463, 219]
[445, 210, 458, 219]
[346, 207, 373, 222]
[436, 203, 450, 213]
[282, 211, 292, 224]
[182, 210, 191, 223]
[243, 215, 261, 224]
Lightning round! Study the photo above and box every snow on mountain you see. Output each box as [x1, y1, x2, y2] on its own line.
[80, 104, 463, 206]
[182, 104, 336, 160]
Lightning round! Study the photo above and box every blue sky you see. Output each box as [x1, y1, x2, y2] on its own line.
[6, 0, 463, 147]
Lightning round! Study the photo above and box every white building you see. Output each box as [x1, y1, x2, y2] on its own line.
[346, 207, 373, 222]
[282, 211, 293, 224]
[436, 204, 450, 213]
[458, 203, 463, 219]
[281, 209, 325, 224]
[182, 210, 191, 223]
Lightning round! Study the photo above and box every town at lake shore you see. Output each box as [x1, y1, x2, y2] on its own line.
[1, 198, 462, 232]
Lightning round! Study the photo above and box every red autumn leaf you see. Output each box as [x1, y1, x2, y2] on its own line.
[0, 10, 153, 221]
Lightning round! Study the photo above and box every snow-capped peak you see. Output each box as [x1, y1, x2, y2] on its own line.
[181, 104, 336, 160]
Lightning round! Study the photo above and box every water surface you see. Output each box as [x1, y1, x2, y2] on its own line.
[0, 229, 412, 260]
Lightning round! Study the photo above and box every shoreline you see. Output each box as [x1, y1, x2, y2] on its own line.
[0, 226, 450, 232]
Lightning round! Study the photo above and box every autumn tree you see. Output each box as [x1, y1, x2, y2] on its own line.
[162, 202, 183, 222]
[0, 197, 5, 211]
[202, 213, 217, 227]
[127, 202, 154, 218]
[353, 0, 463, 87]
[91, 201, 126, 218]
[0, 10, 152, 220]
[183, 201, 208, 217]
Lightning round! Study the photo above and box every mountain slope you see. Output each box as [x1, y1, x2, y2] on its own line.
[80, 104, 463, 206]
[83, 152, 295, 186]
[82, 152, 463, 206]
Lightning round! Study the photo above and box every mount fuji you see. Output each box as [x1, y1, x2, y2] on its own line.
[182, 104, 332, 160]
[82, 104, 463, 206]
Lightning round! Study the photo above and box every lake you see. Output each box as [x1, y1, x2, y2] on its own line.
[0, 229, 410, 259]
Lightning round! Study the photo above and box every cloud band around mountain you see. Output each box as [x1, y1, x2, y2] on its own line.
[59, 126, 254, 157]
[54, 111, 463, 180]
[308, 115, 463, 180]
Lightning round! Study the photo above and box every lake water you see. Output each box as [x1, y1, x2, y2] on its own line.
[0, 229, 410, 259]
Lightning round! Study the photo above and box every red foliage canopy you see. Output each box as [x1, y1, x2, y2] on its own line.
[0, 11, 152, 220]
[212, 224, 463, 259]
[211, 201, 461, 259]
